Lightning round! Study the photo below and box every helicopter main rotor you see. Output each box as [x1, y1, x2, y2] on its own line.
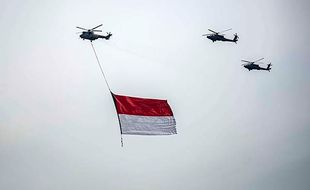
[76, 24, 103, 32]
[202, 28, 232, 36]
[241, 58, 264, 65]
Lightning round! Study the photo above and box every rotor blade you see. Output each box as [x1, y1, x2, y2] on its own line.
[219, 28, 232, 33]
[253, 58, 264, 63]
[92, 24, 103, 30]
[76, 26, 87, 30]
[93, 30, 102, 32]
[202, 34, 212, 36]
[208, 29, 217, 34]
[241, 60, 252, 63]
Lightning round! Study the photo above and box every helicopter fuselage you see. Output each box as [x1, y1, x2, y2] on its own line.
[207, 34, 238, 43]
[80, 32, 100, 41]
[244, 63, 271, 71]
[80, 31, 111, 41]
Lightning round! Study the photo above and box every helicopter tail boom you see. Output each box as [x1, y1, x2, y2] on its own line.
[99, 32, 112, 40]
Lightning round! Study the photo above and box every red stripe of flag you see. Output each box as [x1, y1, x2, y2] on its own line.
[112, 93, 174, 116]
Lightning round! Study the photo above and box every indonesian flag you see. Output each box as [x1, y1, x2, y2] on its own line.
[111, 93, 177, 135]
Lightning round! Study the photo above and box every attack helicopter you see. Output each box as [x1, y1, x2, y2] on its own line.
[76, 24, 112, 42]
[241, 58, 272, 72]
[202, 28, 238, 43]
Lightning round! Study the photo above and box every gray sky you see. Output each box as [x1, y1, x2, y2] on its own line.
[1, 0, 310, 189]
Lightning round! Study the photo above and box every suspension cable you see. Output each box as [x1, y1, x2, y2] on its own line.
[90, 42, 111, 92]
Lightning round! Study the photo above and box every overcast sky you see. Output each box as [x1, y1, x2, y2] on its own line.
[1, 0, 310, 189]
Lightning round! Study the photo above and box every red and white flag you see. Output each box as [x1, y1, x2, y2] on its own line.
[112, 93, 177, 135]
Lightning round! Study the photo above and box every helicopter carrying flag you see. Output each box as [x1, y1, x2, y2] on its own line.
[77, 24, 177, 146]
[76, 24, 112, 42]
[111, 93, 177, 135]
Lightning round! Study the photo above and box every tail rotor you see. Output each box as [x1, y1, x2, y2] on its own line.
[233, 33, 239, 43]
[267, 63, 272, 71]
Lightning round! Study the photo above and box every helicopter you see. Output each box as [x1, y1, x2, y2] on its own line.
[76, 24, 112, 42]
[202, 28, 238, 43]
[241, 58, 272, 72]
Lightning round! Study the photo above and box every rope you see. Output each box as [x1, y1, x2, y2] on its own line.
[90, 42, 124, 147]
[90, 42, 111, 91]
